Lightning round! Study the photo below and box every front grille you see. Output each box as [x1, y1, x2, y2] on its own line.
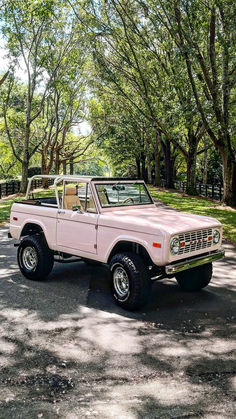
[177, 229, 213, 255]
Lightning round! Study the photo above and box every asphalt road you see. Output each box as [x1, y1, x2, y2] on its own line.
[0, 225, 235, 419]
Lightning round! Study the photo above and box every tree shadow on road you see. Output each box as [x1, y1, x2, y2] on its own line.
[0, 226, 235, 418]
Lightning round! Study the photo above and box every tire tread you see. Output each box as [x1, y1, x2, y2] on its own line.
[110, 252, 151, 310]
[18, 234, 54, 281]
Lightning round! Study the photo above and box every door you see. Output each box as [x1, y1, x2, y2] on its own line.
[56, 181, 98, 254]
[57, 210, 98, 254]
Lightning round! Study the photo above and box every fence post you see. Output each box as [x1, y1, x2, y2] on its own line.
[6, 182, 8, 197]
[205, 184, 208, 197]
[212, 185, 214, 199]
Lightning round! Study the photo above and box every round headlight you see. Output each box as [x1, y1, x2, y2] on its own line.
[170, 237, 180, 255]
[213, 229, 220, 244]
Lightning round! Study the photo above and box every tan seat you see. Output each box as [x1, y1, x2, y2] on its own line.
[97, 185, 108, 206]
[64, 186, 81, 210]
[87, 195, 96, 212]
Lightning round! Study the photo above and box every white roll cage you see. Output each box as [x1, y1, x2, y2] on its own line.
[25, 175, 99, 210]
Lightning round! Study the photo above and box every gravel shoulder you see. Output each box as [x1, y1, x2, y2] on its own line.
[0, 224, 235, 419]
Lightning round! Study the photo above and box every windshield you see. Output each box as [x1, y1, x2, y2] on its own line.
[95, 182, 153, 208]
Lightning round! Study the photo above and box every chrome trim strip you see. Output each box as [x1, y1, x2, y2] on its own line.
[165, 249, 225, 275]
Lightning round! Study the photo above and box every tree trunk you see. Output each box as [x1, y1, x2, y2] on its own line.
[186, 155, 197, 195]
[20, 159, 29, 193]
[55, 149, 60, 174]
[154, 130, 161, 186]
[162, 139, 174, 188]
[41, 152, 49, 188]
[69, 158, 74, 175]
[186, 145, 197, 195]
[136, 157, 141, 178]
[186, 133, 198, 195]
[63, 161, 67, 175]
[145, 135, 152, 184]
[220, 150, 236, 206]
[20, 124, 30, 193]
[140, 151, 147, 182]
[203, 147, 208, 184]
[41, 153, 46, 175]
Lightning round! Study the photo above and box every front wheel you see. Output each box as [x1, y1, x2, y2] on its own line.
[175, 263, 213, 292]
[18, 234, 54, 281]
[110, 252, 151, 311]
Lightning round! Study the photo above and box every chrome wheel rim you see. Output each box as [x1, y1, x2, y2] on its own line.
[22, 246, 38, 271]
[113, 266, 129, 298]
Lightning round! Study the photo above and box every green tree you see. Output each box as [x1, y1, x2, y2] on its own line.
[145, 0, 236, 204]
[1, 0, 79, 191]
[71, 0, 208, 192]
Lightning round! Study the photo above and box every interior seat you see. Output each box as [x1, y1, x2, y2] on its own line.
[97, 185, 108, 206]
[64, 186, 81, 210]
[87, 195, 96, 212]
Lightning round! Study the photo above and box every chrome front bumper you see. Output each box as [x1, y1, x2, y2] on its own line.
[165, 249, 225, 275]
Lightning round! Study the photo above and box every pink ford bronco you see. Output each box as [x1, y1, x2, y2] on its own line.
[9, 175, 224, 310]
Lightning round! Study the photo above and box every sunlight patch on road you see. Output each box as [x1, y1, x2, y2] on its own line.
[0, 268, 18, 279]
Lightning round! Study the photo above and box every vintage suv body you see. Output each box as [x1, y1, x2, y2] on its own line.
[9, 175, 224, 310]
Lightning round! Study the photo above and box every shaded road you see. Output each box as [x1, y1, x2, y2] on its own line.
[0, 225, 235, 418]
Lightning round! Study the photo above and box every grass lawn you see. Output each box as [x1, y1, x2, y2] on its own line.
[0, 189, 54, 225]
[149, 186, 236, 244]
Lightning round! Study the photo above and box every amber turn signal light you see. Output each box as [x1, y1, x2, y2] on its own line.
[153, 242, 161, 248]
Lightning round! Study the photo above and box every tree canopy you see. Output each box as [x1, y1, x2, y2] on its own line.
[0, 0, 235, 204]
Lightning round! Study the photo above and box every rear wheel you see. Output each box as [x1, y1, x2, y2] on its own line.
[18, 234, 54, 280]
[175, 263, 213, 291]
[110, 252, 151, 310]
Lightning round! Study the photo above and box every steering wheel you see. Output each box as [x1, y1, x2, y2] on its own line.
[122, 197, 134, 204]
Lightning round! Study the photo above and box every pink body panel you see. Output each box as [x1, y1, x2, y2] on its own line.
[97, 205, 222, 265]
[10, 195, 222, 266]
[10, 204, 58, 249]
[9, 177, 223, 267]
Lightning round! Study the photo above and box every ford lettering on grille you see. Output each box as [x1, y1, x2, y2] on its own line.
[178, 229, 213, 254]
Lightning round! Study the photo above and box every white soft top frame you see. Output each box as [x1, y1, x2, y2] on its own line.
[25, 175, 149, 212]
[25, 174, 146, 199]
[25, 174, 99, 200]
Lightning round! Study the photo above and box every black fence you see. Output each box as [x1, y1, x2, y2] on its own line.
[0, 180, 21, 199]
[160, 179, 223, 201]
[0, 178, 54, 200]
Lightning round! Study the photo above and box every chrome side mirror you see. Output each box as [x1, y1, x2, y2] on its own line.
[72, 204, 83, 213]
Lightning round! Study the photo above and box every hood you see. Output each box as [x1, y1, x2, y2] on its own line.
[99, 205, 221, 236]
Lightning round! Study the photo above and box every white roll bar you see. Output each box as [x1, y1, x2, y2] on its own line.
[25, 175, 59, 199]
[25, 174, 98, 209]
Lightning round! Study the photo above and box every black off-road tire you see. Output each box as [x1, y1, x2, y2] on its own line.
[109, 252, 152, 311]
[175, 263, 213, 292]
[17, 234, 54, 281]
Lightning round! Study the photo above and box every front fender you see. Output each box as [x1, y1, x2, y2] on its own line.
[103, 233, 163, 265]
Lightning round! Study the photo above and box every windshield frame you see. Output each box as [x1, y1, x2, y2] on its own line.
[94, 181, 154, 209]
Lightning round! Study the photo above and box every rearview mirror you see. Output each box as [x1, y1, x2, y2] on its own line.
[112, 185, 125, 191]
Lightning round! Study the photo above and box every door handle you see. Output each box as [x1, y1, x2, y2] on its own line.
[58, 209, 65, 214]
